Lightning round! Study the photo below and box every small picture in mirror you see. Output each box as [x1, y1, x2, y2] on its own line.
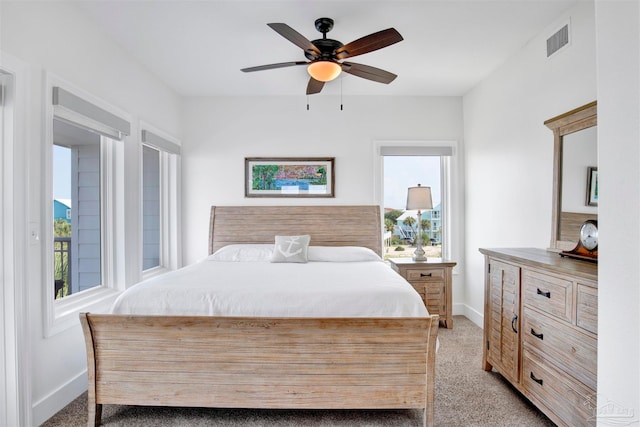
[586, 166, 598, 206]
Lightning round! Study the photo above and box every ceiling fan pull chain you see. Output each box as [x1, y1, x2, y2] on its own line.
[307, 95, 310, 111]
[340, 77, 343, 111]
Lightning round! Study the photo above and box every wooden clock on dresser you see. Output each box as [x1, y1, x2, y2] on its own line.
[389, 258, 457, 328]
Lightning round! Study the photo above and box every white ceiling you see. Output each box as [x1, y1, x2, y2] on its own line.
[74, 1, 578, 97]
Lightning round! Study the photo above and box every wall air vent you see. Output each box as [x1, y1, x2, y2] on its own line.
[547, 21, 570, 58]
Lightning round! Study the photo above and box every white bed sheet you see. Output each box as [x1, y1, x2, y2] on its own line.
[111, 259, 428, 317]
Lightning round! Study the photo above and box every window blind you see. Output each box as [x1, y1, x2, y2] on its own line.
[52, 86, 130, 140]
[380, 146, 453, 156]
[141, 129, 181, 155]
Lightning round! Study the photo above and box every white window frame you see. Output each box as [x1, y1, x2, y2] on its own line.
[44, 75, 130, 337]
[372, 140, 462, 265]
[140, 121, 181, 280]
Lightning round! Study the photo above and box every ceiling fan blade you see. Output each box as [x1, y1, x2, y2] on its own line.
[306, 78, 325, 95]
[341, 62, 397, 84]
[267, 23, 321, 56]
[335, 28, 403, 60]
[241, 61, 308, 72]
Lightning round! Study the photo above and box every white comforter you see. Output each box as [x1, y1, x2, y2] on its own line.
[111, 260, 428, 317]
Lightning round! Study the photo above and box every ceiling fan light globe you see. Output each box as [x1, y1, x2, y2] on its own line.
[307, 61, 342, 82]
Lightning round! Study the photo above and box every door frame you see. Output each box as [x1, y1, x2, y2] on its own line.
[1, 52, 31, 427]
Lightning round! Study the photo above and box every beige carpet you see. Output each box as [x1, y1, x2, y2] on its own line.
[41, 316, 554, 426]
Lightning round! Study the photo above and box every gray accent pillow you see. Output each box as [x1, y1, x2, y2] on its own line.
[271, 235, 310, 263]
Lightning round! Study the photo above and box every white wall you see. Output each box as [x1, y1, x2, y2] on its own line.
[464, 0, 640, 421]
[463, 1, 596, 320]
[1, 2, 183, 424]
[182, 95, 464, 264]
[595, 0, 640, 422]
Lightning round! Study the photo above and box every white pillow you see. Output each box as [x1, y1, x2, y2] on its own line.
[208, 244, 274, 262]
[271, 235, 310, 263]
[307, 246, 382, 262]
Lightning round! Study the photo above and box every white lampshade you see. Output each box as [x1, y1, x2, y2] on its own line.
[406, 184, 433, 210]
[307, 61, 342, 82]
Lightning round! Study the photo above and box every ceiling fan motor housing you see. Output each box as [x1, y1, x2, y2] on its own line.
[305, 38, 344, 60]
[305, 17, 344, 61]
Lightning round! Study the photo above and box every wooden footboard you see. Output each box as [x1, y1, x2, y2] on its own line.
[80, 313, 439, 427]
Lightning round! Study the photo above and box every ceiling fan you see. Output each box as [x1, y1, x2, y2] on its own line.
[241, 17, 403, 95]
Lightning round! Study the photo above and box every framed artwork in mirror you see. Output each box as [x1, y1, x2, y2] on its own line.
[586, 166, 598, 206]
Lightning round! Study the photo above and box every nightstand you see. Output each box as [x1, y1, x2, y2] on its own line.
[389, 258, 457, 328]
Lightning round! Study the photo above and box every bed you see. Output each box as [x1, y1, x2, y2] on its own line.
[80, 205, 439, 427]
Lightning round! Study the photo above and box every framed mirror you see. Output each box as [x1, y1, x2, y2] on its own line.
[545, 101, 597, 251]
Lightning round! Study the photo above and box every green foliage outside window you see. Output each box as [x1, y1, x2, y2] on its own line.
[54, 219, 71, 299]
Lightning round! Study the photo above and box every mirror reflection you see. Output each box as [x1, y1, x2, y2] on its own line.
[559, 126, 598, 243]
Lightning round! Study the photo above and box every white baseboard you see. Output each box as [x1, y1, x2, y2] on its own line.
[463, 305, 484, 328]
[453, 303, 483, 328]
[32, 369, 87, 426]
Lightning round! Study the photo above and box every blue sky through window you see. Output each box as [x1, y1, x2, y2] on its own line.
[384, 156, 441, 211]
[53, 145, 71, 200]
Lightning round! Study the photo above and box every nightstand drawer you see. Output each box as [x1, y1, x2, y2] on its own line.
[406, 268, 445, 282]
[522, 348, 595, 427]
[523, 269, 573, 323]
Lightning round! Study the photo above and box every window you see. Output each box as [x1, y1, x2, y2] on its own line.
[384, 156, 443, 258]
[46, 80, 131, 336]
[142, 145, 160, 270]
[53, 120, 104, 299]
[140, 126, 181, 276]
[374, 141, 459, 263]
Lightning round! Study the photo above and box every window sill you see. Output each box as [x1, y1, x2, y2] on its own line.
[141, 265, 171, 281]
[45, 286, 121, 337]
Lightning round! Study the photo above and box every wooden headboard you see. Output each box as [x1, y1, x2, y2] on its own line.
[209, 205, 383, 257]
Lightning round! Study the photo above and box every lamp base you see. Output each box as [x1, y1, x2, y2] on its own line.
[412, 246, 427, 261]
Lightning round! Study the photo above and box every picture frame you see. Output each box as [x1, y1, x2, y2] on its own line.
[245, 157, 335, 198]
[586, 166, 598, 206]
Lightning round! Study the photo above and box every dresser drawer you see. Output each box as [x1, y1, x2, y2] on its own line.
[523, 307, 597, 389]
[577, 284, 598, 335]
[523, 269, 572, 323]
[406, 268, 445, 283]
[522, 348, 596, 426]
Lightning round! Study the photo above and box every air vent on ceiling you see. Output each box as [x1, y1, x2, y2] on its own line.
[547, 21, 570, 58]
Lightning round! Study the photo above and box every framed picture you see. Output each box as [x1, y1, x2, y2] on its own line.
[586, 166, 598, 206]
[245, 157, 335, 198]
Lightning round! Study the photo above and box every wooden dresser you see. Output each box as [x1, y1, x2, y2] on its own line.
[479, 248, 597, 426]
[389, 258, 456, 328]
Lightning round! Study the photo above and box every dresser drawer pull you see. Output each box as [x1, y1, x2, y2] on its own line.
[536, 288, 551, 299]
[420, 273, 433, 277]
[530, 372, 543, 385]
[530, 329, 544, 340]
[511, 314, 518, 334]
